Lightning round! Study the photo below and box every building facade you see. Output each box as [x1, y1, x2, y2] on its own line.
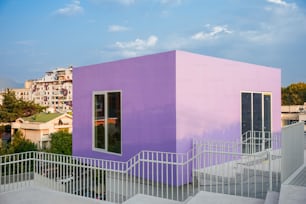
[11, 112, 72, 149]
[281, 102, 306, 132]
[30, 67, 73, 112]
[73, 50, 281, 163]
[13, 80, 33, 102]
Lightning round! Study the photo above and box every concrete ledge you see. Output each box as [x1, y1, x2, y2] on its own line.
[187, 191, 264, 204]
[123, 194, 181, 204]
[282, 164, 305, 185]
[264, 191, 279, 204]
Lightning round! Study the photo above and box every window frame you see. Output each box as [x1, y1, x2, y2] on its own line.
[240, 91, 273, 153]
[92, 90, 122, 155]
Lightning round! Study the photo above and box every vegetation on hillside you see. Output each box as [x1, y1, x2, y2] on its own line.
[281, 82, 306, 105]
[0, 89, 45, 122]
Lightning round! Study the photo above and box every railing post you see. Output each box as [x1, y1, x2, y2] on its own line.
[268, 151, 272, 191]
[262, 131, 265, 152]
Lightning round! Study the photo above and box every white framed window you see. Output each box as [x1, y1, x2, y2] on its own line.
[241, 92, 272, 153]
[92, 91, 122, 154]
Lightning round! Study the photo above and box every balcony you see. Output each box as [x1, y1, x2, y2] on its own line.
[54, 122, 71, 129]
[41, 134, 51, 142]
[0, 145, 282, 203]
[0, 124, 305, 204]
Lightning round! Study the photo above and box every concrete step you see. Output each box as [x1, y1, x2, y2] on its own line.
[186, 191, 264, 204]
[122, 194, 181, 204]
[264, 191, 279, 204]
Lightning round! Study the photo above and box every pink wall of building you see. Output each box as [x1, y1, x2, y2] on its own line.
[175, 51, 281, 153]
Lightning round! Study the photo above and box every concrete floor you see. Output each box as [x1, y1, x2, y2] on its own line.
[187, 191, 264, 204]
[279, 185, 306, 204]
[123, 194, 181, 204]
[0, 186, 111, 204]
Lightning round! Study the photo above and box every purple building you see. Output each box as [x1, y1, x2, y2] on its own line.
[72, 50, 281, 162]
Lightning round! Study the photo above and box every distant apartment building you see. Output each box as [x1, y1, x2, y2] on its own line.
[30, 67, 73, 113]
[1, 67, 73, 113]
[13, 80, 33, 102]
[281, 102, 306, 132]
[0, 93, 3, 106]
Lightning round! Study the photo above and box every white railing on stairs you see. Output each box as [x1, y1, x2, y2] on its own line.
[0, 137, 282, 203]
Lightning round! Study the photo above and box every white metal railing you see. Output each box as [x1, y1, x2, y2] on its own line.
[192, 140, 282, 199]
[0, 152, 35, 192]
[0, 138, 283, 203]
[241, 131, 281, 154]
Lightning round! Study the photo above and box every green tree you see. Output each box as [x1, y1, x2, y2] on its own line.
[50, 131, 72, 155]
[282, 82, 306, 105]
[9, 131, 37, 153]
[0, 130, 37, 155]
[0, 89, 45, 122]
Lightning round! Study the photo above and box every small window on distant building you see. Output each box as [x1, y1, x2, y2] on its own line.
[93, 91, 121, 154]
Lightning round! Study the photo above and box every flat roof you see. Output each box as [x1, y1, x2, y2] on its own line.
[23, 112, 63, 122]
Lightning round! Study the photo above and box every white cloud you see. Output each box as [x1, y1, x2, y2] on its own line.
[111, 35, 158, 58]
[54, 0, 83, 16]
[120, 50, 138, 57]
[191, 25, 232, 40]
[115, 35, 158, 50]
[108, 25, 129, 32]
[244, 2, 306, 45]
[266, 0, 296, 9]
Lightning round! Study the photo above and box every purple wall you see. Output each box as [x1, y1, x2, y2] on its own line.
[176, 51, 281, 153]
[73, 51, 177, 161]
[73, 50, 281, 161]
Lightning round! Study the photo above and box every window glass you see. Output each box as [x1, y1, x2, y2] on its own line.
[107, 92, 121, 154]
[94, 94, 105, 149]
[253, 93, 262, 132]
[241, 92, 272, 153]
[241, 93, 252, 135]
[264, 95, 272, 149]
[264, 95, 271, 132]
[93, 92, 121, 154]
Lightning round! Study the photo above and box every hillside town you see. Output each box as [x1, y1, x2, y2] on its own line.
[1, 66, 73, 113]
[1, 65, 305, 151]
[0, 67, 73, 150]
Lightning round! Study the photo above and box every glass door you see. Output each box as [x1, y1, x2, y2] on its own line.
[241, 92, 271, 153]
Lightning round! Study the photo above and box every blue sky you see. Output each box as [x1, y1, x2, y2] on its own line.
[0, 0, 305, 87]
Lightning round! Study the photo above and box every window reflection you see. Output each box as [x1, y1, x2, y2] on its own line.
[94, 92, 121, 154]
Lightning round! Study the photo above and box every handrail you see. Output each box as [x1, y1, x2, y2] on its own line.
[0, 135, 282, 203]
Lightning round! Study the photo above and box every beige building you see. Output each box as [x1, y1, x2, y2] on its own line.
[11, 112, 72, 149]
[13, 80, 33, 102]
[281, 102, 306, 132]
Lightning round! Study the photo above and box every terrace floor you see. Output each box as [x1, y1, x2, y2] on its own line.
[0, 185, 110, 204]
